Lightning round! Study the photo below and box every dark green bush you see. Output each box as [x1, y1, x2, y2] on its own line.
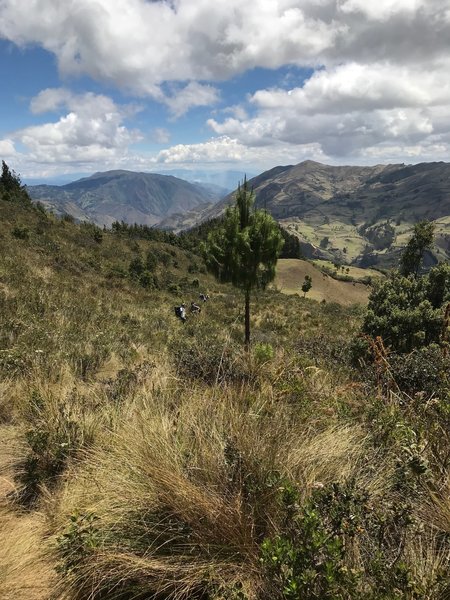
[145, 251, 157, 272]
[138, 270, 158, 289]
[129, 256, 144, 278]
[360, 266, 450, 354]
[387, 344, 450, 396]
[260, 479, 434, 600]
[12, 225, 30, 240]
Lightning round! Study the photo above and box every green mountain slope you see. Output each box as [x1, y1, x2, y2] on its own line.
[27, 170, 219, 227]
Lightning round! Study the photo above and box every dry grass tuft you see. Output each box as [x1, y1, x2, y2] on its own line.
[0, 508, 55, 600]
[50, 386, 380, 599]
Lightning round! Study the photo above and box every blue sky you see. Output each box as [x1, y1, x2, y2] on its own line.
[0, 0, 450, 182]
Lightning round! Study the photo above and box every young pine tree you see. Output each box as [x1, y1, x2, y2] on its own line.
[203, 178, 284, 349]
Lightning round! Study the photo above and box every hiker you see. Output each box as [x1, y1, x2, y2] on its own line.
[199, 293, 209, 302]
[179, 303, 187, 322]
[190, 301, 201, 314]
[174, 303, 187, 323]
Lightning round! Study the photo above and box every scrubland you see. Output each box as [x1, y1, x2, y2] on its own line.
[0, 197, 449, 599]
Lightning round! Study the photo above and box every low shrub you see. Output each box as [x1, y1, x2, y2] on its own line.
[386, 345, 450, 396]
[12, 225, 30, 240]
[253, 342, 274, 364]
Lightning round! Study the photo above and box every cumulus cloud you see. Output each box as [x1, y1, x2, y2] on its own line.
[0, 138, 16, 157]
[339, 0, 424, 20]
[208, 56, 450, 159]
[1, 0, 448, 90]
[154, 135, 326, 168]
[1, 0, 450, 168]
[163, 82, 220, 118]
[17, 89, 142, 164]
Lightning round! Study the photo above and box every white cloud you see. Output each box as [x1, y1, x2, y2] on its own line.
[152, 127, 171, 144]
[339, 0, 423, 20]
[16, 89, 142, 164]
[163, 82, 220, 118]
[30, 88, 73, 114]
[154, 135, 326, 169]
[0, 138, 16, 156]
[1, 0, 450, 171]
[207, 57, 450, 159]
[1, 0, 448, 91]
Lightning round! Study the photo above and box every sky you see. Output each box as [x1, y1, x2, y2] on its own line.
[0, 0, 450, 182]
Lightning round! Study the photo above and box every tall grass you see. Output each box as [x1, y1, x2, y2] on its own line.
[45, 374, 449, 600]
[0, 508, 55, 600]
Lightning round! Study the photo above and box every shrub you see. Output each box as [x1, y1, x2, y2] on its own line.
[145, 251, 157, 272]
[386, 344, 450, 396]
[12, 225, 30, 240]
[128, 256, 144, 279]
[138, 270, 158, 289]
[92, 229, 103, 243]
[260, 478, 440, 600]
[253, 342, 274, 364]
[57, 512, 101, 575]
[361, 270, 447, 353]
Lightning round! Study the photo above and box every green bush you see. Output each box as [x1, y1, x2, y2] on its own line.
[386, 345, 450, 396]
[260, 479, 431, 600]
[253, 342, 274, 364]
[57, 512, 101, 575]
[361, 269, 449, 353]
[12, 225, 30, 240]
[138, 270, 158, 289]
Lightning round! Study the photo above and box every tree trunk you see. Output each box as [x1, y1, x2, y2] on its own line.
[244, 289, 250, 351]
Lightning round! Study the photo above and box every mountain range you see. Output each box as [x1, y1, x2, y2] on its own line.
[27, 170, 220, 227]
[27, 160, 450, 268]
[204, 160, 450, 268]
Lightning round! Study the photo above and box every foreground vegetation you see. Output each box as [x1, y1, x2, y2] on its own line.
[0, 168, 449, 599]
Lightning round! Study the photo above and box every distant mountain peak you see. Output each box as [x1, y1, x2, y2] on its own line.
[27, 169, 224, 227]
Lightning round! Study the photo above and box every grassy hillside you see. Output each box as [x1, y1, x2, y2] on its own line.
[0, 195, 449, 599]
[275, 258, 372, 305]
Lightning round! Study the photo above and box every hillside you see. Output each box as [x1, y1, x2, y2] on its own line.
[27, 170, 219, 227]
[0, 192, 449, 599]
[275, 259, 371, 305]
[26, 162, 450, 270]
[203, 160, 450, 268]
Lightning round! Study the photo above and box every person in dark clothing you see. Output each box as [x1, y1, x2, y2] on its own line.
[190, 301, 201, 314]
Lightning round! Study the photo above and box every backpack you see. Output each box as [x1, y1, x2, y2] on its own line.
[174, 306, 182, 317]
